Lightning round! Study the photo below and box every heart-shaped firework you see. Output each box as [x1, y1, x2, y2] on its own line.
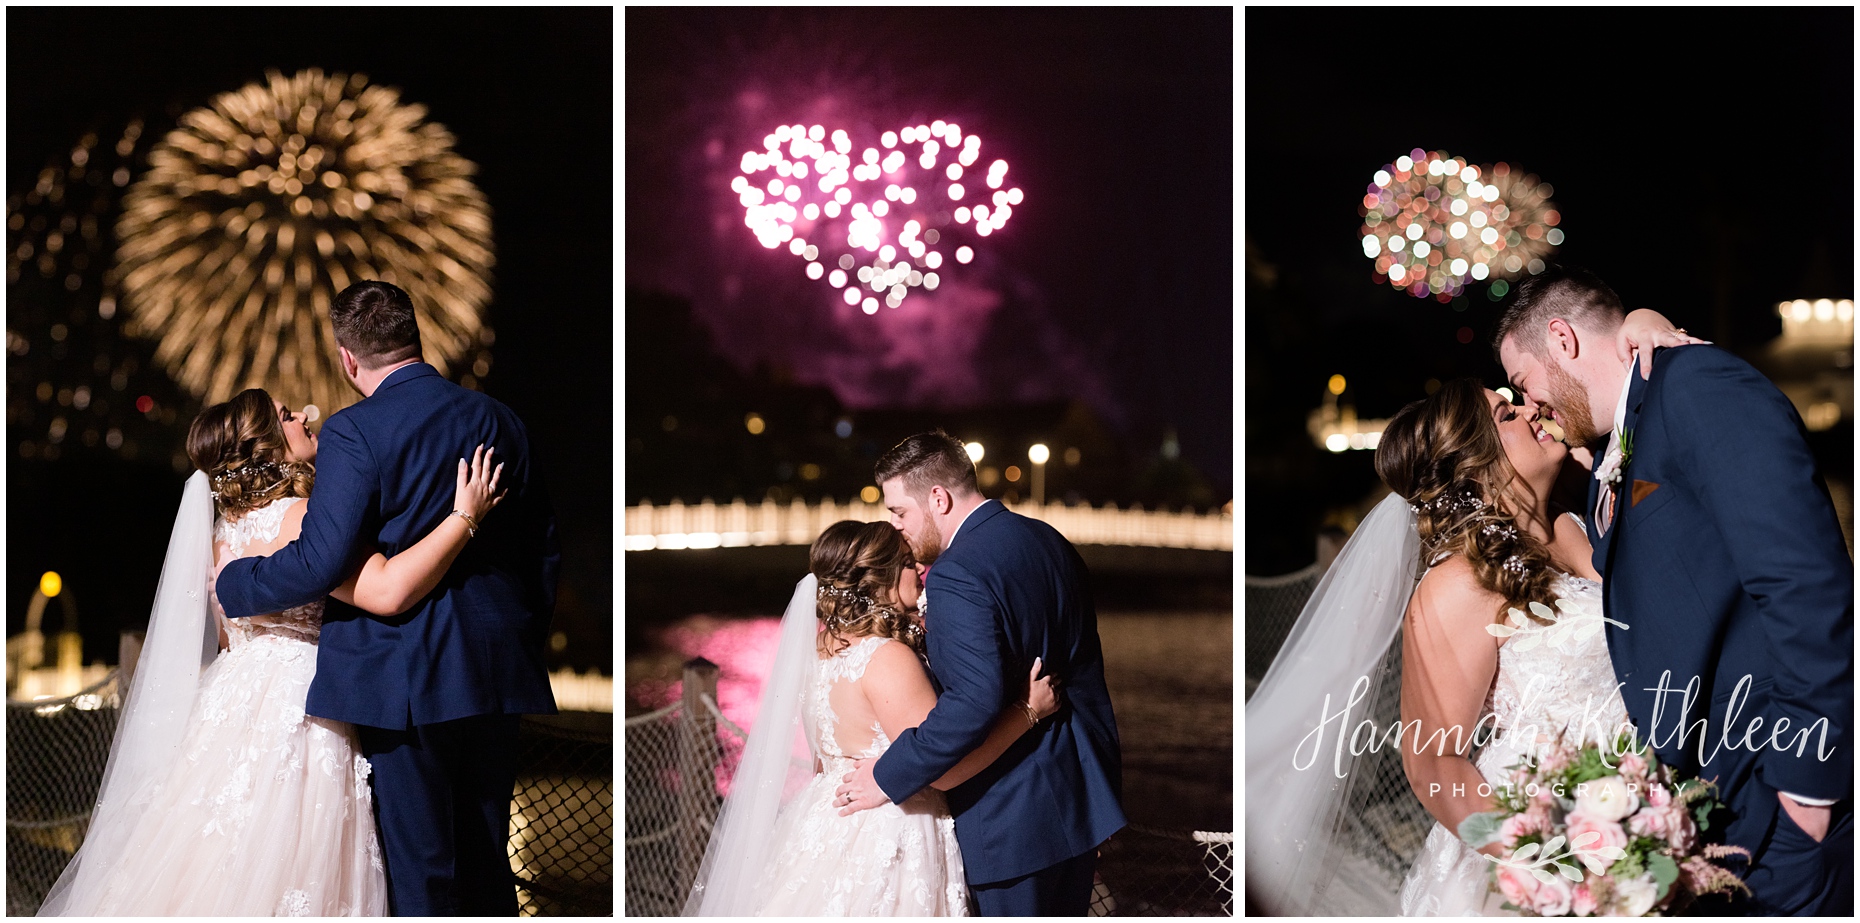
[733, 120, 1021, 313]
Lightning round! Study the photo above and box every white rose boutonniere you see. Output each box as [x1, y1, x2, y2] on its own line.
[1594, 427, 1632, 488]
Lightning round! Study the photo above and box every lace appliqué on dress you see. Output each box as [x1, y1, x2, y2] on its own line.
[216, 496, 301, 558]
[215, 498, 324, 647]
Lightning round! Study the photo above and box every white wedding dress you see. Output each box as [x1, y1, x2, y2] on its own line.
[1397, 569, 1631, 916]
[750, 635, 969, 916]
[58, 497, 387, 916]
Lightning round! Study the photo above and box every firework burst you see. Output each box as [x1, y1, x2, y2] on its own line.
[116, 68, 494, 415]
[1359, 148, 1562, 301]
[733, 120, 1020, 314]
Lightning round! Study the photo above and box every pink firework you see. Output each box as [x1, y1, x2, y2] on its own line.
[732, 120, 1020, 314]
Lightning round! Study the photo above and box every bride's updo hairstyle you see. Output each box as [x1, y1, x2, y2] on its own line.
[809, 520, 923, 656]
[1375, 377, 1557, 618]
[185, 388, 315, 517]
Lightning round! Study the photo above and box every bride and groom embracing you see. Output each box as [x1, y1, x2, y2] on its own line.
[40, 280, 560, 916]
[685, 431, 1127, 916]
[1250, 266, 1852, 915]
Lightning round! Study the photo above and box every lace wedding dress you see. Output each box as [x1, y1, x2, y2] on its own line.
[750, 635, 969, 915]
[71, 497, 387, 916]
[1398, 570, 1630, 916]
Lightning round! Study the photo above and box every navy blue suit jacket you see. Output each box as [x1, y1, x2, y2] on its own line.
[1588, 346, 1851, 847]
[872, 501, 1126, 884]
[216, 363, 560, 729]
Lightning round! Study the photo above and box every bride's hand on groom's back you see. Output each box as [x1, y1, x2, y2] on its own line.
[453, 444, 507, 523]
[1024, 657, 1061, 721]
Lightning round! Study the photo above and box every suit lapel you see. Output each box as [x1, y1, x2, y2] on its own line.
[1595, 362, 1652, 577]
[1585, 474, 1604, 572]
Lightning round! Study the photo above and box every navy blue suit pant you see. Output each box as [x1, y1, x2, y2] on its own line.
[969, 847, 1097, 916]
[359, 715, 522, 916]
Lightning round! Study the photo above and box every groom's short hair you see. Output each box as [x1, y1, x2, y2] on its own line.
[1492, 264, 1627, 359]
[331, 280, 422, 368]
[875, 430, 979, 499]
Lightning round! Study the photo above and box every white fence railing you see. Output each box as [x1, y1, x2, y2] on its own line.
[623, 498, 1232, 552]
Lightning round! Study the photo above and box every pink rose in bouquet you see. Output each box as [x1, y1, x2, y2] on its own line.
[1495, 864, 1539, 908]
[1564, 811, 1628, 859]
[1498, 813, 1534, 849]
[1616, 752, 1647, 782]
[1571, 880, 1597, 917]
[1626, 803, 1670, 840]
[1647, 782, 1672, 808]
[1530, 874, 1575, 916]
[1523, 801, 1554, 834]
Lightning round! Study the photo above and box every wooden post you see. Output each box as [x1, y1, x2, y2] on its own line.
[675, 657, 722, 899]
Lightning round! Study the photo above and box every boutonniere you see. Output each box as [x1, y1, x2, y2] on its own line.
[1594, 427, 1633, 488]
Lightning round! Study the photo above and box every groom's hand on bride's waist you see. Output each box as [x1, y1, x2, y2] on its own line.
[835, 757, 891, 816]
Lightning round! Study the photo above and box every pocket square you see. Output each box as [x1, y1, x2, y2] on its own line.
[1630, 479, 1660, 507]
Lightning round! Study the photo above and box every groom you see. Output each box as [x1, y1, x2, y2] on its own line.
[1497, 266, 1853, 914]
[217, 280, 560, 915]
[835, 430, 1126, 915]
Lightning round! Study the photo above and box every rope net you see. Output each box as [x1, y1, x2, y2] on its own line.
[7, 669, 612, 918]
[5, 672, 121, 916]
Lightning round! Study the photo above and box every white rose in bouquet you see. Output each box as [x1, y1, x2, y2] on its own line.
[1574, 776, 1637, 822]
[1613, 873, 1661, 916]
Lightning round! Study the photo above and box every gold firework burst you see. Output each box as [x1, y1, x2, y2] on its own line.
[115, 68, 493, 416]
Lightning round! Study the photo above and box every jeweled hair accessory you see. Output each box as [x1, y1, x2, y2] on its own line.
[1409, 489, 1486, 516]
[1500, 555, 1528, 576]
[211, 460, 281, 485]
[818, 583, 875, 608]
[1481, 521, 1520, 542]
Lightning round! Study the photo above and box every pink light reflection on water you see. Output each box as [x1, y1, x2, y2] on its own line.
[660, 616, 785, 735]
[644, 615, 806, 796]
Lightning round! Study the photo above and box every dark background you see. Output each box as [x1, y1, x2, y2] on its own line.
[7, 8, 613, 670]
[1246, 7, 1854, 574]
[625, 7, 1233, 510]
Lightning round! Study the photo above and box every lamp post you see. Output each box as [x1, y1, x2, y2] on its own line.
[1028, 443, 1049, 507]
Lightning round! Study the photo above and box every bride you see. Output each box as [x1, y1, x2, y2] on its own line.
[685, 520, 1059, 916]
[1380, 379, 1630, 914]
[39, 388, 506, 916]
[1246, 314, 1698, 915]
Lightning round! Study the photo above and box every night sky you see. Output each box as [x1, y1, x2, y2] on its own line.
[626, 8, 1233, 496]
[1246, 7, 1854, 572]
[7, 8, 612, 666]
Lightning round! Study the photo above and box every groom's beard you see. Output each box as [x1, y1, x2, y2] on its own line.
[1545, 359, 1601, 448]
[908, 517, 945, 567]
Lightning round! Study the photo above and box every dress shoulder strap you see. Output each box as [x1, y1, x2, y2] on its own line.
[818, 635, 891, 685]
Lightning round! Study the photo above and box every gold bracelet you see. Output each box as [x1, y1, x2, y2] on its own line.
[1019, 702, 1039, 728]
[451, 509, 479, 538]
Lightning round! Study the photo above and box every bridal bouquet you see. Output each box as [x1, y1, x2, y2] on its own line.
[1457, 732, 1750, 916]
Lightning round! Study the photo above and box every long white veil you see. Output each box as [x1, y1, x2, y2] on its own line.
[39, 471, 219, 916]
[683, 574, 820, 916]
[1245, 492, 1421, 914]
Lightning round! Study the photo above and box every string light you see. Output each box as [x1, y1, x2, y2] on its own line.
[116, 69, 495, 416]
[1359, 148, 1561, 301]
